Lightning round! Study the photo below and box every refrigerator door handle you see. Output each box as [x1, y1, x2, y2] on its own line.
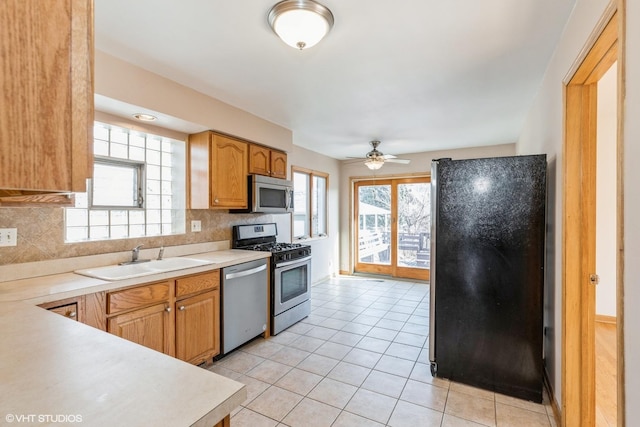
[429, 160, 439, 364]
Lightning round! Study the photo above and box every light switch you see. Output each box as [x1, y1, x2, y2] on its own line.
[0, 228, 17, 247]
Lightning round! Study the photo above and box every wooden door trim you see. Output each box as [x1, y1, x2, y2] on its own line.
[354, 179, 393, 276]
[562, 3, 625, 426]
[353, 177, 430, 280]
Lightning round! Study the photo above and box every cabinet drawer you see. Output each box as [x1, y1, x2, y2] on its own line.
[108, 282, 171, 314]
[49, 303, 79, 321]
[176, 272, 219, 298]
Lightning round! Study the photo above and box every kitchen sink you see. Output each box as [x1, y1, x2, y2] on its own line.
[74, 257, 214, 281]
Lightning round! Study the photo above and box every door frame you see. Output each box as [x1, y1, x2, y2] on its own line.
[562, 2, 625, 426]
[351, 174, 430, 280]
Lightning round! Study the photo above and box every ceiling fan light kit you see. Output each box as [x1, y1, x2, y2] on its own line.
[365, 157, 384, 170]
[268, 0, 334, 50]
[358, 140, 411, 170]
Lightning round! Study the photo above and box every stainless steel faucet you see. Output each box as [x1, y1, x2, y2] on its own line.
[132, 244, 144, 262]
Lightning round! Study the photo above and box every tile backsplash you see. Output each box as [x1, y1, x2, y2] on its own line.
[0, 207, 286, 266]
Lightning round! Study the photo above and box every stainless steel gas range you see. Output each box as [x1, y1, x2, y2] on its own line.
[232, 223, 311, 335]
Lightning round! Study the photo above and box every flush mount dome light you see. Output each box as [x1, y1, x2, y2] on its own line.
[132, 113, 157, 122]
[268, 0, 334, 50]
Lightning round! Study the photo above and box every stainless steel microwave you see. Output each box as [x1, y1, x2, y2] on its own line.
[231, 175, 294, 213]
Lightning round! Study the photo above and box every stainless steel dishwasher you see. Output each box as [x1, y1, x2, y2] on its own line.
[221, 258, 268, 355]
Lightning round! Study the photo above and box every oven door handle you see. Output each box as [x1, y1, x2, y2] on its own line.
[275, 256, 312, 269]
[224, 263, 267, 280]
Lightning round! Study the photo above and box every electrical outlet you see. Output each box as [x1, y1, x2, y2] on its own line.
[190, 220, 202, 232]
[0, 228, 17, 247]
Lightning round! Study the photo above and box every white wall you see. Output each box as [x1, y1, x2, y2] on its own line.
[287, 145, 341, 284]
[518, 0, 640, 419]
[338, 144, 516, 273]
[596, 63, 617, 317]
[624, 1, 640, 421]
[95, 51, 293, 153]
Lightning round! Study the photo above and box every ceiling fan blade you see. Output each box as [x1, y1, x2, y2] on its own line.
[382, 154, 397, 159]
[385, 158, 410, 164]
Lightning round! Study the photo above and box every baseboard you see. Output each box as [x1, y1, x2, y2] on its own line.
[543, 367, 562, 426]
[595, 314, 617, 324]
[338, 270, 351, 276]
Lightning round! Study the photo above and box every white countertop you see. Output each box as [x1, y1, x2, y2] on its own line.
[0, 301, 245, 427]
[0, 246, 271, 426]
[0, 249, 271, 304]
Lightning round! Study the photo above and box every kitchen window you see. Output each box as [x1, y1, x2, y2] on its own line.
[292, 167, 328, 239]
[65, 122, 186, 242]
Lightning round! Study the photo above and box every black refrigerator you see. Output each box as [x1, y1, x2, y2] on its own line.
[428, 155, 546, 403]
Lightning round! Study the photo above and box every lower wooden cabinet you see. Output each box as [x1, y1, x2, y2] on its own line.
[39, 293, 106, 330]
[175, 289, 220, 364]
[41, 271, 222, 365]
[45, 302, 80, 320]
[39, 296, 84, 322]
[107, 303, 174, 356]
[102, 270, 221, 364]
[214, 415, 230, 427]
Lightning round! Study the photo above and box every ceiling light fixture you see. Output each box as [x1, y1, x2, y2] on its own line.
[365, 157, 384, 170]
[132, 113, 157, 122]
[268, 0, 334, 50]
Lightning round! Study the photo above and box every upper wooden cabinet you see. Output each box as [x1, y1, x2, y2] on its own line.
[189, 131, 248, 209]
[0, 0, 94, 196]
[249, 144, 287, 179]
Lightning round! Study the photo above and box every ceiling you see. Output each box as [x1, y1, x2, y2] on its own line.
[94, 0, 576, 160]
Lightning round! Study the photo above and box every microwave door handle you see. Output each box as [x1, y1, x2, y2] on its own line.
[287, 189, 294, 210]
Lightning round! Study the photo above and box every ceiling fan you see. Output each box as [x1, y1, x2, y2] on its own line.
[353, 140, 411, 170]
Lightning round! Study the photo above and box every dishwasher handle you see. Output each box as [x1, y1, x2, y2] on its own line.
[224, 263, 267, 280]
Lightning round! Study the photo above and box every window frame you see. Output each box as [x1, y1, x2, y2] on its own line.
[64, 121, 186, 243]
[90, 156, 146, 209]
[292, 166, 329, 240]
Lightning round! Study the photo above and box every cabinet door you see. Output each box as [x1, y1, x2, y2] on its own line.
[248, 144, 271, 176]
[270, 151, 287, 179]
[211, 135, 248, 208]
[175, 290, 220, 364]
[0, 0, 93, 193]
[108, 303, 174, 356]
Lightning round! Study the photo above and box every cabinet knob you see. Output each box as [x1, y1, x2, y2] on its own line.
[68, 311, 77, 318]
[214, 198, 219, 204]
[165, 307, 171, 312]
[179, 306, 186, 311]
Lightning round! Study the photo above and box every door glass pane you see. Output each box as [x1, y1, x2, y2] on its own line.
[358, 184, 391, 265]
[397, 182, 431, 269]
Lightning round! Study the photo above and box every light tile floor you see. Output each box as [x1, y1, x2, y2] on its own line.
[208, 276, 557, 427]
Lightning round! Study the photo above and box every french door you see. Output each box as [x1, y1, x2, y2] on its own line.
[354, 177, 430, 280]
